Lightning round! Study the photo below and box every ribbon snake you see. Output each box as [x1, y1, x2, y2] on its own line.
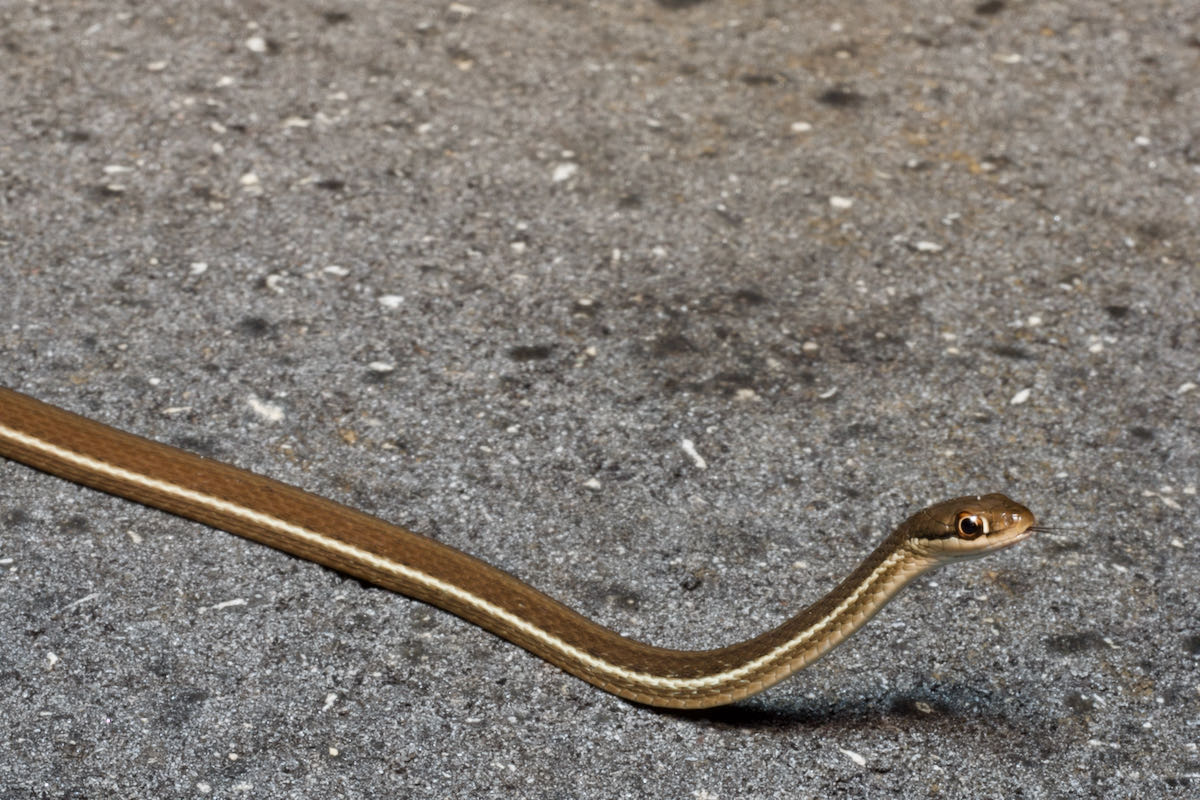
[0, 386, 1035, 708]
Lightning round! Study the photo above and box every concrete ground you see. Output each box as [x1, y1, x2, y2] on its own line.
[1, 0, 1197, 797]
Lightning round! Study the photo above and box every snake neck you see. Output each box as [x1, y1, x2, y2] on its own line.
[562, 532, 937, 708]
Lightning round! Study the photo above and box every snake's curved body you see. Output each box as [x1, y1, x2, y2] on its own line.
[0, 387, 1034, 708]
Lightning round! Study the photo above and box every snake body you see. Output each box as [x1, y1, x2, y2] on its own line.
[0, 386, 1034, 708]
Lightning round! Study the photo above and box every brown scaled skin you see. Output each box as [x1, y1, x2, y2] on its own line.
[0, 387, 1037, 708]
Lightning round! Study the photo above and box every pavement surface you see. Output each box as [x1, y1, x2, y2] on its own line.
[2, 1, 1198, 797]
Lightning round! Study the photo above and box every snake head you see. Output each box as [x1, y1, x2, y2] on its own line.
[904, 493, 1036, 562]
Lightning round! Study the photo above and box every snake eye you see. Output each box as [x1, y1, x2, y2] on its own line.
[956, 513, 988, 539]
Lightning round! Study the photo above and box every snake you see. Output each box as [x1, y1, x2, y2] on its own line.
[0, 386, 1036, 708]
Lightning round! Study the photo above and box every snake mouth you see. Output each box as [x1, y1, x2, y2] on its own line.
[995, 526, 1034, 550]
[987, 507, 1037, 551]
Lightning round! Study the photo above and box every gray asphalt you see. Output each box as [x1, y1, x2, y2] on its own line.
[2, 1, 1198, 797]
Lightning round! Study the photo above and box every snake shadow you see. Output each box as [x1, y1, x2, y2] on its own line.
[642, 679, 1024, 731]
